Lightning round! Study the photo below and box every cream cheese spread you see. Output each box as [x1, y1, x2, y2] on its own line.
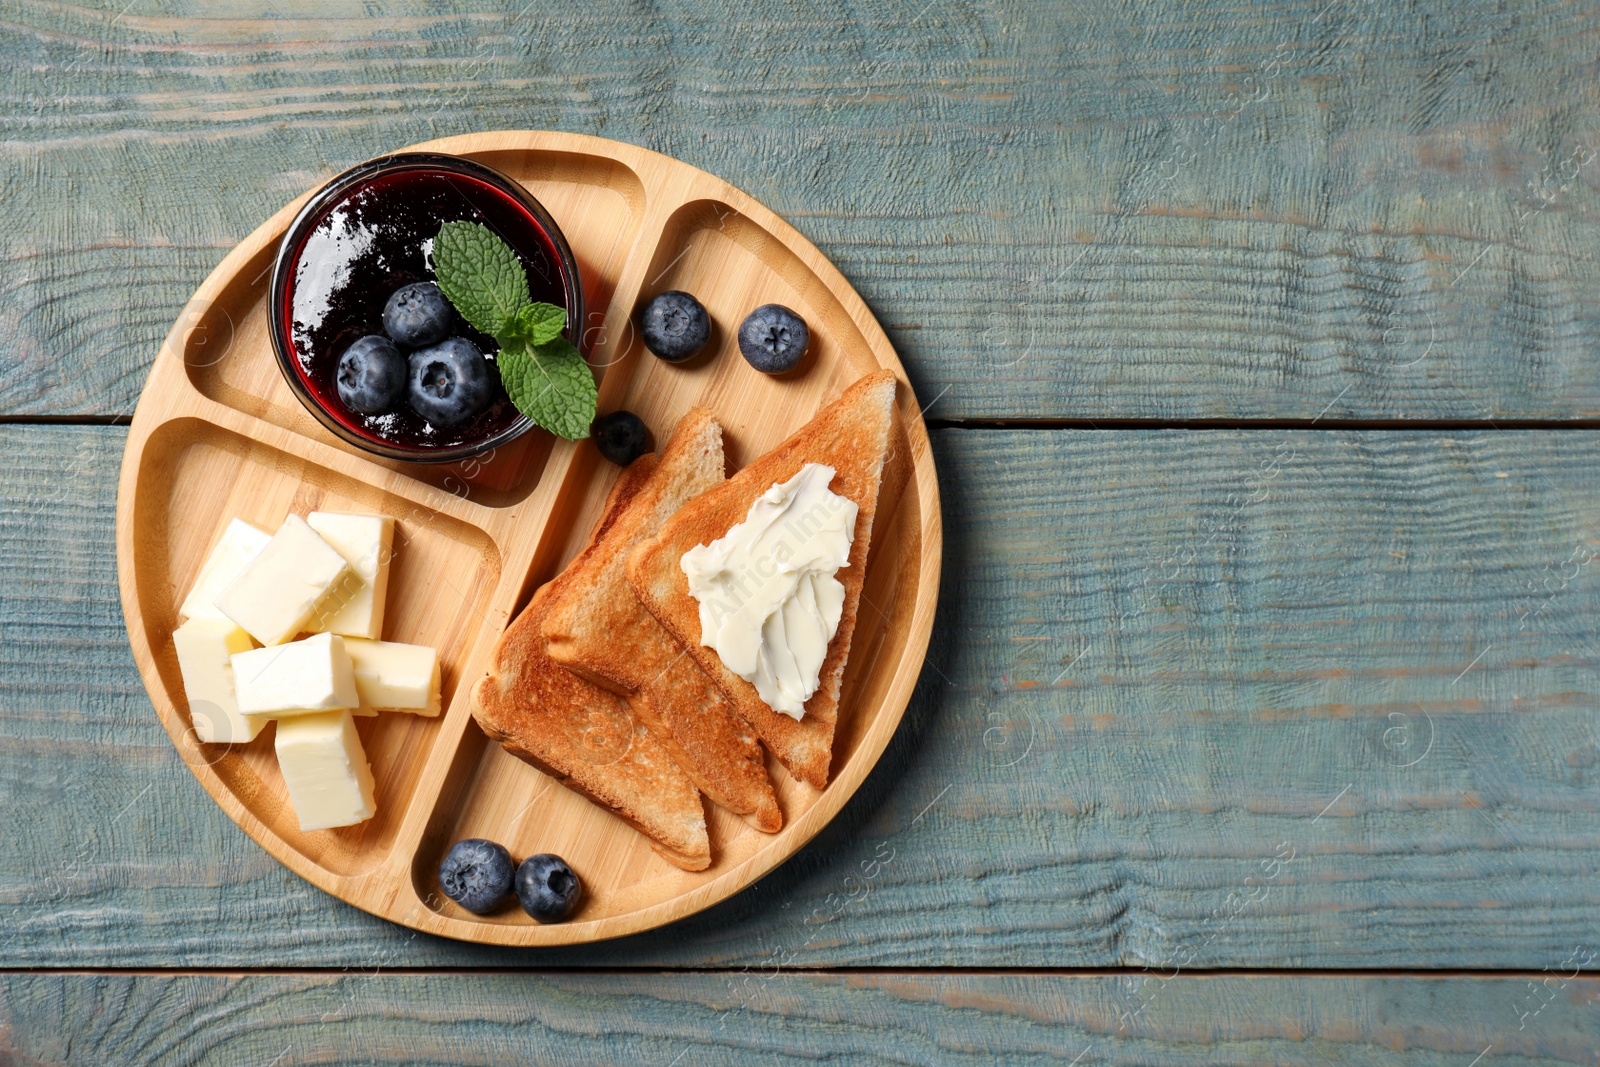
[681, 463, 858, 719]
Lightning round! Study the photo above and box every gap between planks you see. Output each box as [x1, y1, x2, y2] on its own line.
[2, 966, 1599, 978]
[928, 417, 1600, 431]
[13, 415, 1600, 431]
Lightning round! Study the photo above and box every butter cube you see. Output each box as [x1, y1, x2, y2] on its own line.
[233, 632, 359, 718]
[172, 617, 262, 744]
[274, 710, 376, 831]
[179, 518, 271, 621]
[217, 514, 351, 645]
[343, 638, 441, 716]
[307, 512, 394, 640]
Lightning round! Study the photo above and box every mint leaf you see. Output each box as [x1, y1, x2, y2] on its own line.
[498, 302, 568, 349]
[433, 221, 529, 336]
[432, 223, 591, 439]
[499, 336, 597, 441]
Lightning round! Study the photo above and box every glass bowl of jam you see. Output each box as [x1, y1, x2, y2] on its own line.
[268, 152, 583, 463]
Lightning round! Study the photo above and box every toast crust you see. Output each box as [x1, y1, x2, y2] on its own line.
[626, 371, 899, 789]
[470, 459, 711, 871]
[543, 409, 781, 833]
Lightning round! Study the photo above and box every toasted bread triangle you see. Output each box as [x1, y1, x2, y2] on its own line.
[542, 408, 782, 833]
[470, 460, 711, 871]
[627, 370, 898, 789]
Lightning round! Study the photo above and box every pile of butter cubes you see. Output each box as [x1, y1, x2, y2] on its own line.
[171, 511, 441, 832]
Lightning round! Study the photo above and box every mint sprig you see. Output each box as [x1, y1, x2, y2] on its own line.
[431, 221, 595, 440]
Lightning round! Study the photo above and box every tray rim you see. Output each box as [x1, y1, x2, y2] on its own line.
[115, 129, 944, 946]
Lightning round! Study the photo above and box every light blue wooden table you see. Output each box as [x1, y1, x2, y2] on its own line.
[5, 0, 1600, 1061]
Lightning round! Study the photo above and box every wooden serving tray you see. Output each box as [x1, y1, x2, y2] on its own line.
[115, 131, 941, 946]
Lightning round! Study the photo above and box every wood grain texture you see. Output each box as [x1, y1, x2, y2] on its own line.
[4, 1, 1599, 420]
[4, 972, 1600, 1065]
[11, 424, 1600, 969]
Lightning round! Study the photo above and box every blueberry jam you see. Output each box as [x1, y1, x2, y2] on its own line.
[281, 167, 569, 452]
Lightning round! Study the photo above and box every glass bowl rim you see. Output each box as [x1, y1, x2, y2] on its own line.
[267, 151, 585, 465]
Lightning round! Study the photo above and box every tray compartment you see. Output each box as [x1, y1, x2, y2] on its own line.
[128, 417, 502, 875]
[410, 724, 704, 925]
[615, 199, 886, 468]
[180, 149, 647, 509]
[412, 716, 815, 927]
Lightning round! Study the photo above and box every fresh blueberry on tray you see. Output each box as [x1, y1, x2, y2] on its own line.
[335, 334, 407, 414]
[737, 304, 809, 373]
[516, 853, 582, 922]
[639, 290, 711, 362]
[406, 337, 495, 426]
[383, 281, 455, 348]
[439, 839, 515, 914]
[592, 410, 652, 466]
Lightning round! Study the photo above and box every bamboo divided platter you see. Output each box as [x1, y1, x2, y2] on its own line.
[114, 131, 942, 945]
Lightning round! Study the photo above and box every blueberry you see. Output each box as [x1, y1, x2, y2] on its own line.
[515, 853, 582, 922]
[592, 411, 652, 466]
[639, 290, 710, 362]
[737, 304, 809, 373]
[406, 337, 496, 426]
[335, 335, 407, 414]
[383, 282, 454, 348]
[438, 839, 514, 914]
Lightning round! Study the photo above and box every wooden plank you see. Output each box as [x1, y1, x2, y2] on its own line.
[3, 972, 1600, 1064]
[7, 425, 1600, 969]
[3, 1, 1599, 420]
